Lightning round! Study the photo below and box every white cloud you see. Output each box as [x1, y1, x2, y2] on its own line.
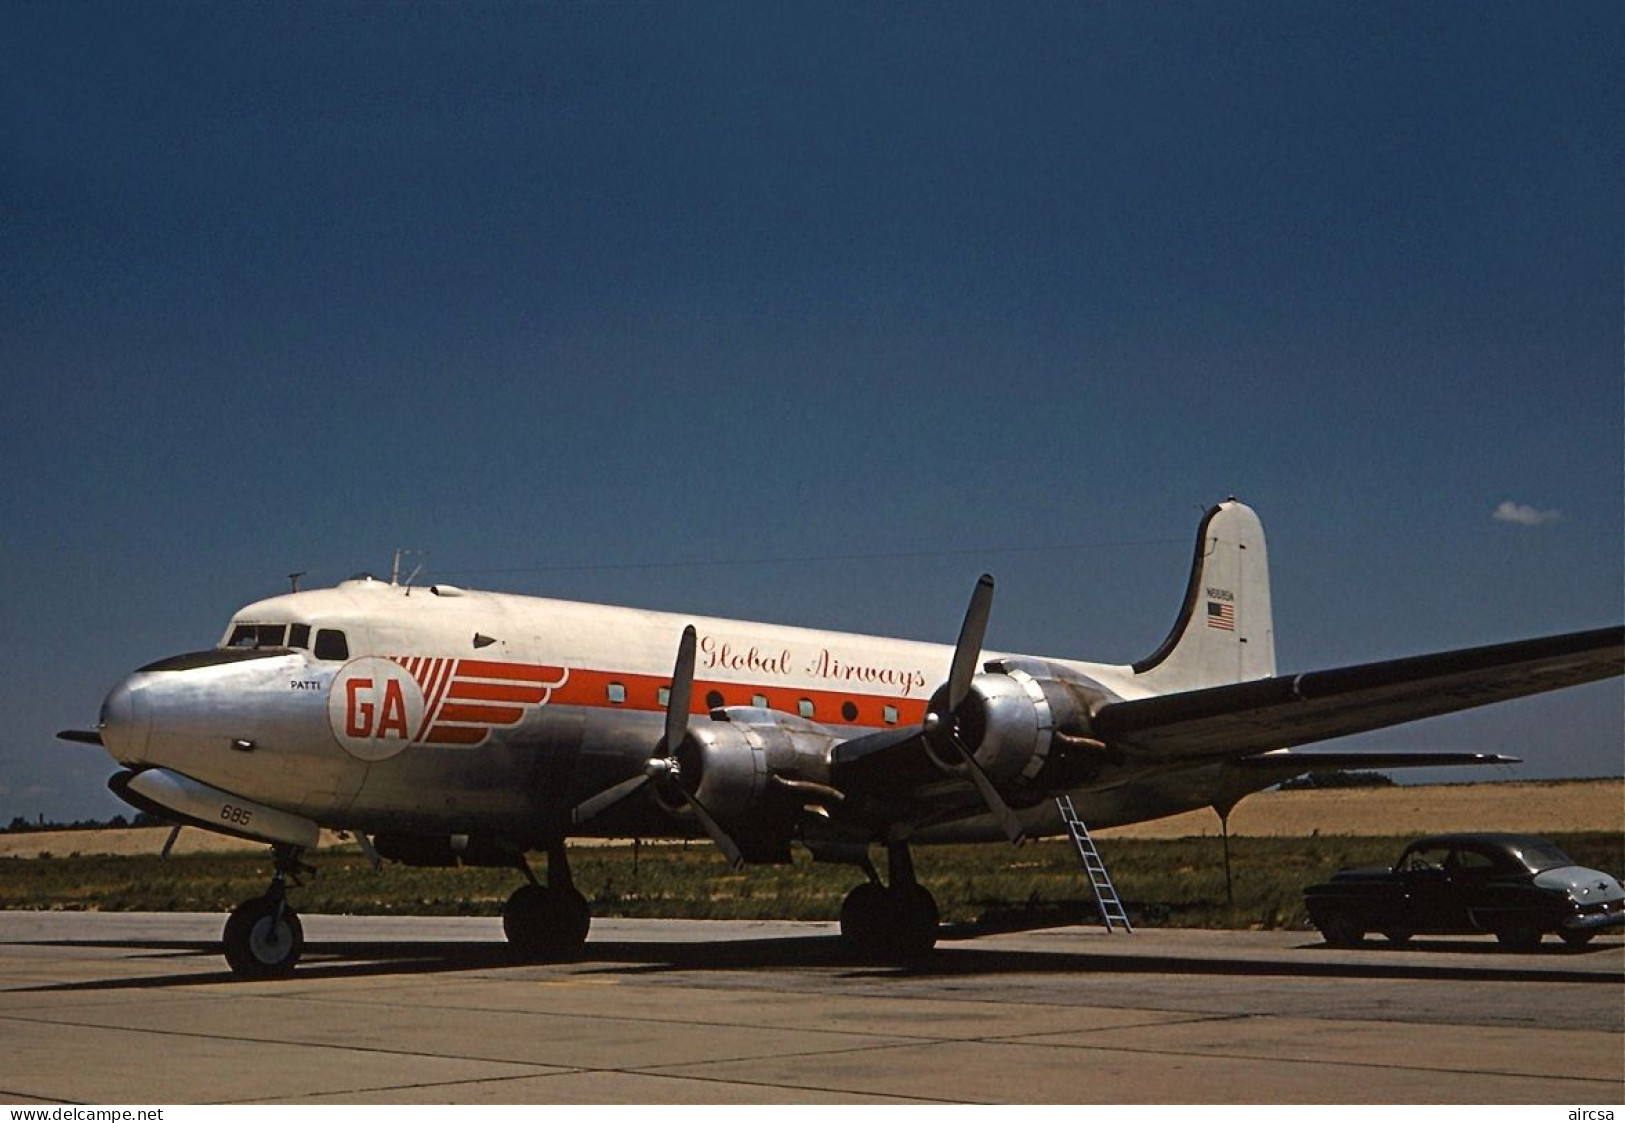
[1492, 501, 1561, 526]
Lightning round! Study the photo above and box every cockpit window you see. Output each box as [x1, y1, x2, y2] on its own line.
[314, 629, 349, 661]
[227, 623, 288, 649]
[224, 621, 345, 659]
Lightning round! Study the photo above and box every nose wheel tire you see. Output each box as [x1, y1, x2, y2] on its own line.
[223, 897, 304, 979]
[503, 884, 591, 961]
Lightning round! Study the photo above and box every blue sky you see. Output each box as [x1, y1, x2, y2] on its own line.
[2, 2, 1620, 824]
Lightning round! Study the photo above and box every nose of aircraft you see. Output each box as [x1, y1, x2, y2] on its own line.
[99, 675, 150, 765]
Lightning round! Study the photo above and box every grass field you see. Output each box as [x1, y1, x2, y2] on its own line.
[3, 832, 1619, 932]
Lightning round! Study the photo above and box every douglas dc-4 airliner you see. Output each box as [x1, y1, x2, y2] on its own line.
[61, 501, 1623, 976]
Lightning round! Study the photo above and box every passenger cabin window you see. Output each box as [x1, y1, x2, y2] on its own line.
[313, 629, 349, 661]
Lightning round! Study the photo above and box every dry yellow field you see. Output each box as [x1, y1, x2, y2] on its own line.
[0, 827, 352, 860]
[1096, 777, 1623, 839]
[1, 779, 1618, 859]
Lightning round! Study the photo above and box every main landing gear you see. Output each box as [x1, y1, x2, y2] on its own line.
[502, 841, 591, 961]
[219, 840, 590, 978]
[839, 843, 940, 963]
[223, 844, 309, 979]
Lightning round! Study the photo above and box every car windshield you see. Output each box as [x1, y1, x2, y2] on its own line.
[1506, 839, 1576, 873]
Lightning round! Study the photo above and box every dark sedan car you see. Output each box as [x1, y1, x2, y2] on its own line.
[1304, 833, 1624, 950]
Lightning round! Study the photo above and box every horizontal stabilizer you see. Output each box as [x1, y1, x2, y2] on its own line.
[1233, 750, 1519, 771]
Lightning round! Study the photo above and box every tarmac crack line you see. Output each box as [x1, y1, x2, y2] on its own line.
[0, 1008, 950, 1082]
[970, 1022, 1625, 1089]
[0, 1087, 76, 1106]
[637, 1019, 1625, 1098]
[229, 1062, 959, 1107]
[253, 979, 1239, 1044]
[0, 1010, 580, 1074]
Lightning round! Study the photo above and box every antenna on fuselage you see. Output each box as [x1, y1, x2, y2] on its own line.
[288, 571, 306, 593]
[391, 549, 426, 589]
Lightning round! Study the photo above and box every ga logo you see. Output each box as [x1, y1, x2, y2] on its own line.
[328, 656, 568, 761]
[329, 657, 426, 762]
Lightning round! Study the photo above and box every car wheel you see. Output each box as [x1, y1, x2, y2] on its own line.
[1318, 912, 1364, 948]
[1559, 930, 1595, 949]
[1493, 923, 1542, 951]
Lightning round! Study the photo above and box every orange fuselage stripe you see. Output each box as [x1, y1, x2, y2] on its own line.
[552, 668, 930, 728]
[401, 658, 931, 744]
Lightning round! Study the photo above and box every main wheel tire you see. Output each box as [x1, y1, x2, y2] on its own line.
[838, 881, 889, 960]
[503, 884, 591, 961]
[1382, 930, 1414, 946]
[888, 884, 941, 961]
[1494, 923, 1542, 951]
[223, 897, 304, 979]
[840, 882, 938, 964]
[1559, 930, 1595, 949]
[1317, 911, 1364, 949]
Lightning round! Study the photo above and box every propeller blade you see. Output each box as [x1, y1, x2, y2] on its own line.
[951, 739, 1028, 846]
[661, 625, 698, 755]
[946, 575, 994, 713]
[57, 730, 103, 746]
[576, 624, 746, 865]
[570, 772, 652, 826]
[681, 789, 745, 870]
[919, 574, 1024, 842]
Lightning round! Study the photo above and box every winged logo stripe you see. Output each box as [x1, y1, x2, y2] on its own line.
[459, 659, 569, 684]
[446, 680, 553, 704]
[415, 658, 458, 742]
[389, 656, 570, 747]
[437, 702, 525, 725]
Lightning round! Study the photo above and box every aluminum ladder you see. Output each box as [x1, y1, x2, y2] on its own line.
[1056, 795, 1133, 933]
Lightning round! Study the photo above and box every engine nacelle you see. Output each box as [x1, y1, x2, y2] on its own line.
[927, 665, 1119, 792]
[654, 708, 841, 825]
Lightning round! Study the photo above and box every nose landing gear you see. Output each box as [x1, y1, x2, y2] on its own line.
[502, 841, 591, 961]
[223, 844, 310, 979]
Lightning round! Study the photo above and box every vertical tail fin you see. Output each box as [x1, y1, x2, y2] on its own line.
[1132, 499, 1276, 692]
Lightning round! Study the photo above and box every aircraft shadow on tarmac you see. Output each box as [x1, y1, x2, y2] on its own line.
[9, 926, 1620, 993]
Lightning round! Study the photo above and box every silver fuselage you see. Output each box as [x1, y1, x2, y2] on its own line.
[97, 577, 1227, 848]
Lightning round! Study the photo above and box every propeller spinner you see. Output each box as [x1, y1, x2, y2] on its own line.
[569, 625, 745, 869]
[922, 574, 1029, 846]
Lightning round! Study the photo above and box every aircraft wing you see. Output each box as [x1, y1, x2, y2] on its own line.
[1090, 626, 1623, 762]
